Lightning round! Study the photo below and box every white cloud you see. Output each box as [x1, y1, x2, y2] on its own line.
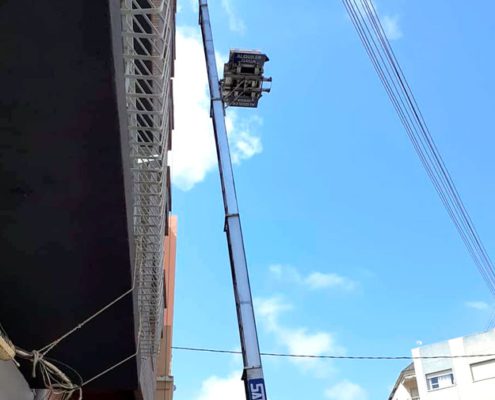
[382, 15, 403, 40]
[188, 0, 196, 12]
[255, 296, 345, 377]
[352, 0, 403, 41]
[269, 264, 301, 282]
[256, 296, 293, 331]
[325, 381, 369, 400]
[466, 301, 490, 311]
[170, 27, 215, 191]
[269, 264, 357, 292]
[196, 372, 244, 400]
[221, 0, 246, 34]
[278, 327, 341, 377]
[226, 113, 263, 164]
[170, 27, 262, 191]
[305, 272, 357, 291]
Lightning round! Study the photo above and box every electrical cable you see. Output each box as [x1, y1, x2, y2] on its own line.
[344, 0, 493, 292]
[172, 345, 495, 360]
[486, 310, 495, 331]
[341, 0, 495, 320]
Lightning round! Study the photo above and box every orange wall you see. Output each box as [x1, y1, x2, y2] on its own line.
[156, 216, 177, 400]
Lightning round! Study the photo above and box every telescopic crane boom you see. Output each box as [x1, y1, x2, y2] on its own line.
[198, 1, 271, 400]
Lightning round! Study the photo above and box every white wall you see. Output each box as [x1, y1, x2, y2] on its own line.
[390, 383, 414, 400]
[0, 361, 33, 400]
[412, 330, 495, 400]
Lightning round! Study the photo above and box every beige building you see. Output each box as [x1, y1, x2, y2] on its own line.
[389, 330, 495, 400]
[389, 363, 419, 400]
[156, 216, 178, 400]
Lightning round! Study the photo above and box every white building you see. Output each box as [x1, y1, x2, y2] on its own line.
[389, 330, 495, 400]
[389, 363, 419, 400]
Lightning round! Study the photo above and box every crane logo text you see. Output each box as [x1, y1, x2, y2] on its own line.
[249, 379, 266, 400]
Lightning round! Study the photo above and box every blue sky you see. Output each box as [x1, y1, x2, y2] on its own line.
[169, 1, 495, 399]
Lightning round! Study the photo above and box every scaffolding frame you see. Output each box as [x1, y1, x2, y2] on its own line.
[121, 0, 175, 359]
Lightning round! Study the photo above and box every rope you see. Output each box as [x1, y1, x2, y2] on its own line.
[8, 252, 144, 399]
[81, 352, 138, 387]
[38, 286, 135, 356]
[16, 347, 83, 400]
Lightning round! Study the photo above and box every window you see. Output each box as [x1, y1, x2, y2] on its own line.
[426, 370, 454, 390]
[471, 359, 495, 382]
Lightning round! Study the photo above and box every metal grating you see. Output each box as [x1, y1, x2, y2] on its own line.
[121, 0, 175, 358]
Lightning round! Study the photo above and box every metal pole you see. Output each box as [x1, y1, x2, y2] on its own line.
[198, 1, 267, 400]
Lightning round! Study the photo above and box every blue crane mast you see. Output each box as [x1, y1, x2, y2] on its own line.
[198, 1, 271, 399]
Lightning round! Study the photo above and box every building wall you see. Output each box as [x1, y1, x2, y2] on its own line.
[0, 362, 33, 400]
[156, 216, 177, 400]
[388, 366, 419, 400]
[390, 383, 413, 400]
[412, 330, 495, 400]
[0, 0, 140, 392]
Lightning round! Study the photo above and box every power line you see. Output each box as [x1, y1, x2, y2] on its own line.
[486, 310, 495, 331]
[341, 0, 495, 316]
[172, 346, 495, 361]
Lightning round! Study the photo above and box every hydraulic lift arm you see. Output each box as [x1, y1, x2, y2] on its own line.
[198, 1, 269, 400]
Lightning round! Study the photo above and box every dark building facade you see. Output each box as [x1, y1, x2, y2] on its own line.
[0, 1, 176, 399]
